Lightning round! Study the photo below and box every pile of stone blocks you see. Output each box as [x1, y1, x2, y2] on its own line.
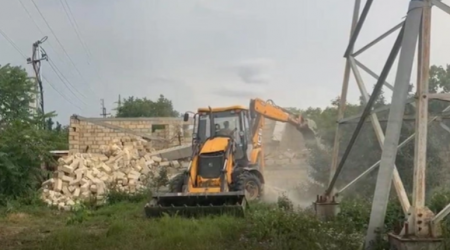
[41, 136, 186, 210]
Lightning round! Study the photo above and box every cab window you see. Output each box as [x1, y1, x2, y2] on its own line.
[241, 111, 251, 142]
[197, 110, 240, 143]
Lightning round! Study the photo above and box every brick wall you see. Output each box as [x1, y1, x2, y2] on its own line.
[69, 116, 193, 154]
[68, 115, 303, 155]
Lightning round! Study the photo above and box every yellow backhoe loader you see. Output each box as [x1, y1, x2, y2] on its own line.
[144, 99, 317, 218]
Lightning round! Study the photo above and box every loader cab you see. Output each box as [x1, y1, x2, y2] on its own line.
[184, 106, 252, 160]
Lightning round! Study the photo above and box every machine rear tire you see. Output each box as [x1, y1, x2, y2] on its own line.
[235, 171, 262, 201]
[169, 172, 187, 192]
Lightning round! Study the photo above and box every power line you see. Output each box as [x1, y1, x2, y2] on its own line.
[47, 58, 88, 105]
[18, 0, 45, 36]
[15, 0, 89, 106]
[18, 0, 70, 69]
[0, 28, 82, 111]
[62, 0, 109, 91]
[14, 1, 102, 111]
[63, 0, 92, 57]
[58, 0, 91, 61]
[0, 29, 26, 59]
[30, 0, 81, 73]
[17, 0, 91, 100]
[30, 0, 98, 96]
[47, 56, 87, 99]
[42, 75, 82, 111]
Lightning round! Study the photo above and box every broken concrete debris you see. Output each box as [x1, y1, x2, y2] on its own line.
[41, 136, 186, 211]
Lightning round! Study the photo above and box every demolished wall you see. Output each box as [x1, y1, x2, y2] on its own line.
[42, 136, 187, 210]
[262, 119, 311, 197]
[69, 116, 193, 154]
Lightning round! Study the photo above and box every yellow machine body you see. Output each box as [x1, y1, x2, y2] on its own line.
[145, 101, 317, 218]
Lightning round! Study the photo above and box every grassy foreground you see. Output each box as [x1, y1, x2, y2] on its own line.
[4, 189, 450, 250]
[0, 195, 367, 250]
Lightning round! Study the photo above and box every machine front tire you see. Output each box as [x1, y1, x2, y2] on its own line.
[235, 171, 262, 201]
[169, 172, 187, 192]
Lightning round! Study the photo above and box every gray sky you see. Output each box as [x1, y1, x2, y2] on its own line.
[1, 0, 449, 124]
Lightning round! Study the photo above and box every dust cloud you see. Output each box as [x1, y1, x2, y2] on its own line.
[262, 166, 317, 209]
[260, 121, 321, 209]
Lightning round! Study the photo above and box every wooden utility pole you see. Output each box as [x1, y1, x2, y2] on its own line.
[27, 36, 48, 128]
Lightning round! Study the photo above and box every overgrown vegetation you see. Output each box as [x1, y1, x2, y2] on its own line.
[5, 188, 450, 250]
[0, 190, 365, 250]
[0, 64, 65, 203]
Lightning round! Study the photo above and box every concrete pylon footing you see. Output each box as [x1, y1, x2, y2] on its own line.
[314, 200, 340, 221]
[388, 233, 443, 250]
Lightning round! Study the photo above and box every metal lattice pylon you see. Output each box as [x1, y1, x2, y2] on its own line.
[320, 0, 450, 247]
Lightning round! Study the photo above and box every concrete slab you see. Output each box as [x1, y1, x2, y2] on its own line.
[148, 144, 193, 160]
[272, 122, 286, 142]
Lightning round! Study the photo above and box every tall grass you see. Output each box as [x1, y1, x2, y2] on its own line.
[4, 189, 450, 250]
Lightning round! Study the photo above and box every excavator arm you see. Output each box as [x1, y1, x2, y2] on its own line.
[249, 98, 317, 147]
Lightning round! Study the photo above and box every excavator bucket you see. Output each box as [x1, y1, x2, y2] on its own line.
[144, 191, 247, 218]
[298, 118, 318, 142]
[298, 128, 316, 142]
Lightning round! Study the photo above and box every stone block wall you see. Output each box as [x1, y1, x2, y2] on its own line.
[68, 115, 305, 156]
[69, 116, 193, 154]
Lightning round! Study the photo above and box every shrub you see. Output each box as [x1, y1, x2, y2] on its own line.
[106, 186, 151, 205]
[242, 202, 363, 250]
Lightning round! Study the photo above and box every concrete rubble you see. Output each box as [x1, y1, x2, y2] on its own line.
[40, 136, 187, 211]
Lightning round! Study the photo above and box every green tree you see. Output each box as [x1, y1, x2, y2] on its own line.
[116, 95, 180, 118]
[46, 117, 55, 131]
[45, 117, 69, 150]
[304, 96, 378, 190]
[0, 64, 56, 202]
[0, 64, 39, 126]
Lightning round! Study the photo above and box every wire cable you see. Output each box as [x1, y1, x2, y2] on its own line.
[18, 0, 46, 35]
[18, 0, 78, 78]
[64, 0, 93, 57]
[47, 57, 87, 100]
[42, 75, 83, 111]
[46, 57, 88, 106]
[0, 29, 27, 59]
[58, 0, 91, 61]
[61, 0, 109, 91]
[0, 28, 82, 111]
[17, 0, 92, 100]
[30, 0, 98, 96]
